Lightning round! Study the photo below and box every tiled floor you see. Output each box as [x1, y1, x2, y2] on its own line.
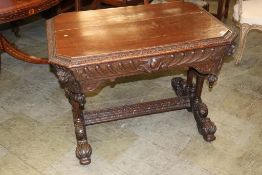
[0, 1, 261, 175]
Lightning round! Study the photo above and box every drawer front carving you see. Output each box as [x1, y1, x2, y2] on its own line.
[73, 46, 227, 81]
[70, 45, 229, 92]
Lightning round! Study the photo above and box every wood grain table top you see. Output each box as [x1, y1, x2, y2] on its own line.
[0, 0, 60, 23]
[47, 2, 236, 68]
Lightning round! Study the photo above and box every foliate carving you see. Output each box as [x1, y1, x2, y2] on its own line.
[72, 46, 227, 92]
[137, 54, 175, 73]
[74, 113, 92, 165]
[199, 117, 217, 141]
[65, 89, 86, 108]
[56, 68, 71, 84]
[171, 77, 189, 97]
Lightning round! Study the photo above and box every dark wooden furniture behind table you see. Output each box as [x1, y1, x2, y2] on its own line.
[217, 0, 230, 20]
[72, 0, 148, 11]
[0, 0, 61, 70]
[47, 2, 236, 165]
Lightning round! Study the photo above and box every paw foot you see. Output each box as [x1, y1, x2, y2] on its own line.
[76, 142, 92, 165]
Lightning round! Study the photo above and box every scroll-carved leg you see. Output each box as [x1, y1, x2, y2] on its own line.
[192, 71, 216, 142]
[224, 0, 230, 18]
[172, 68, 216, 142]
[53, 65, 92, 165]
[65, 90, 92, 165]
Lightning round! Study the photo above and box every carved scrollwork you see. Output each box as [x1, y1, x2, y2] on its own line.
[53, 65, 83, 94]
[138, 54, 175, 73]
[65, 89, 86, 108]
[56, 67, 71, 84]
[171, 77, 189, 97]
[72, 46, 228, 92]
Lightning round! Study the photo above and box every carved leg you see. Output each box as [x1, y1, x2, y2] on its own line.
[53, 65, 92, 165]
[172, 68, 216, 142]
[235, 24, 250, 64]
[66, 90, 92, 165]
[192, 70, 216, 141]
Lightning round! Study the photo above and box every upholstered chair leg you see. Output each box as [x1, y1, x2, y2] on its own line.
[235, 24, 250, 64]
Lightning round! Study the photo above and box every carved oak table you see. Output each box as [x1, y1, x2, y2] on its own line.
[47, 2, 236, 165]
[0, 0, 61, 70]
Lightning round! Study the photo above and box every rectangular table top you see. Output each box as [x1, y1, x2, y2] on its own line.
[47, 2, 235, 68]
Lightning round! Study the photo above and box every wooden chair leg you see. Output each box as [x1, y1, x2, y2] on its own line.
[11, 21, 21, 37]
[216, 0, 224, 20]
[235, 24, 250, 64]
[224, 0, 230, 18]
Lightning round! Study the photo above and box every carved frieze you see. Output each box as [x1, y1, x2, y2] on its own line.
[71, 45, 229, 92]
